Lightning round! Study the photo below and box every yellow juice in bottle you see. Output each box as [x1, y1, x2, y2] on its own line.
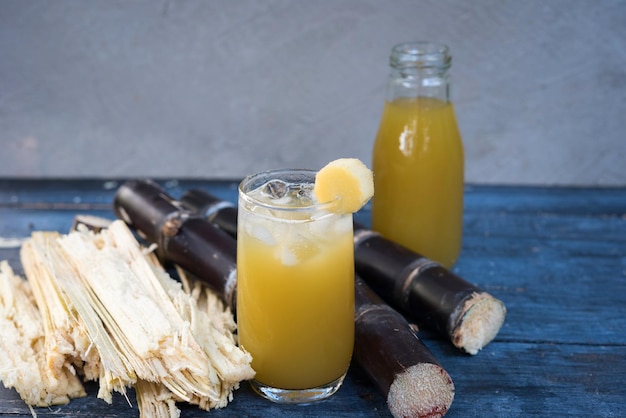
[372, 97, 464, 268]
[237, 179, 354, 390]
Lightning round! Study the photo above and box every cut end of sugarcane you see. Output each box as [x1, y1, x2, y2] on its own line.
[314, 158, 374, 214]
[387, 362, 455, 418]
[451, 292, 507, 355]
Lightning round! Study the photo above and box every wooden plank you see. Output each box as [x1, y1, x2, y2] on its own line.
[0, 366, 390, 418]
[436, 341, 625, 417]
[0, 179, 240, 205]
[2, 180, 625, 213]
[1, 341, 623, 417]
[463, 185, 626, 216]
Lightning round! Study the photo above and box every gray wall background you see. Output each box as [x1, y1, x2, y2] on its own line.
[1, 0, 625, 185]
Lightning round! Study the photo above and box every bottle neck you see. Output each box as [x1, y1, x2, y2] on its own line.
[386, 42, 451, 103]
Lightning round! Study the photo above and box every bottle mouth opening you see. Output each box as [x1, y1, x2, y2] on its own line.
[390, 41, 451, 70]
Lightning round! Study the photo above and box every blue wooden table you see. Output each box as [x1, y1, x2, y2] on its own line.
[1, 179, 624, 417]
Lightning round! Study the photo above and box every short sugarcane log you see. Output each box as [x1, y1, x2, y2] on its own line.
[353, 226, 506, 355]
[180, 188, 506, 355]
[354, 277, 454, 418]
[180, 188, 238, 238]
[114, 179, 455, 418]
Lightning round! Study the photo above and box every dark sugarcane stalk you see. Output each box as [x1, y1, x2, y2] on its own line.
[354, 278, 454, 418]
[114, 179, 455, 418]
[181, 188, 506, 355]
[113, 180, 238, 309]
[353, 226, 506, 355]
[180, 189, 238, 238]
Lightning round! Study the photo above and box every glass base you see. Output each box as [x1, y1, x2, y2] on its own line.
[249, 372, 347, 404]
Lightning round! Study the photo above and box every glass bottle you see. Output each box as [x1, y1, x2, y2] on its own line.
[371, 41, 464, 268]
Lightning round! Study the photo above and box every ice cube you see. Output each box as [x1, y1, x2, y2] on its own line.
[280, 247, 298, 266]
[261, 180, 290, 199]
[294, 184, 316, 206]
[307, 214, 335, 241]
[277, 233, 322, 266]
[249, 223, 276, 246]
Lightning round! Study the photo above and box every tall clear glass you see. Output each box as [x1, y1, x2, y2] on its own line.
[237, 169, 355, 404]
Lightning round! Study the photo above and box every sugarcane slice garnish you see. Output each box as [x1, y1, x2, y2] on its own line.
[314, 158, 374, 214]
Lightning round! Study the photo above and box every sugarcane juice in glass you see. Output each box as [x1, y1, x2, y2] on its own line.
[237, 170, 355, 403]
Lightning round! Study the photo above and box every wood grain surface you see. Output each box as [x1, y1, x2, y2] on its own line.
[1, 179, 624, 417]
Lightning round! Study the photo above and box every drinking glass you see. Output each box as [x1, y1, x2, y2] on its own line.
[237, 169, 355, 403]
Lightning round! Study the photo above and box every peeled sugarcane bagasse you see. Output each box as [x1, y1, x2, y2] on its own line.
[0, 220, 254, 417]
[0, 260, 87, 407]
